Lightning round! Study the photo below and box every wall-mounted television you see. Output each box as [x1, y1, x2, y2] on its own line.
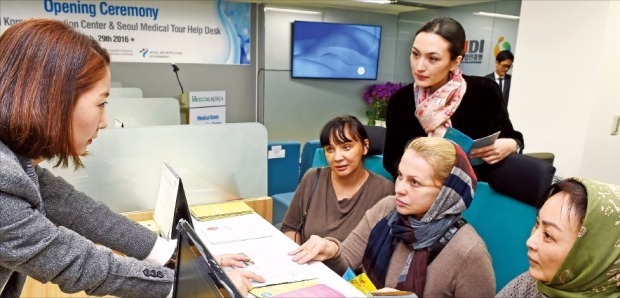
[291, 21, 382, 80]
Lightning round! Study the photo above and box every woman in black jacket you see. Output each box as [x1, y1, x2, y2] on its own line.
[383, 17, 524, 181]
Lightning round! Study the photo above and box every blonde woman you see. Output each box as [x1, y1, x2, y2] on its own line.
[290, 137, 495, 297]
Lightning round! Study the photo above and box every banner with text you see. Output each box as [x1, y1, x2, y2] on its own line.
[0, 0, 250, 65]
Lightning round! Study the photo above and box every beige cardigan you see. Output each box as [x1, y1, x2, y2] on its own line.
[325, 196, 496, 297]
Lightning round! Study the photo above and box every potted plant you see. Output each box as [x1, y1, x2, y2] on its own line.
[363, 81, 403, 126]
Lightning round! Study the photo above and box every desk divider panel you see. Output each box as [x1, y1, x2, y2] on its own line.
[106, 97, 181, 128]
[109, 87, 143, 98]
[40, 123, 267, 213]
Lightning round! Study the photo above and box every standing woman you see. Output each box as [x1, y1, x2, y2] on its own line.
[281, 115, 394, 244]
[383, 17, 524, 181]
[0, 19, 261, 297]
[497, 177, 620, 297]
[290, 137, 495, 297]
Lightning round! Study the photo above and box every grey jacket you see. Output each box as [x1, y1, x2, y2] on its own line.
[0, 140, 173, 297]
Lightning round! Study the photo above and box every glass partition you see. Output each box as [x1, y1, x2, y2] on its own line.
[41, 123, 267, 213]
[106, 97, 181, 128]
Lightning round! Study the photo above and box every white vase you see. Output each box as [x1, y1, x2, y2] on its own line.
[375, 120, 386, 127]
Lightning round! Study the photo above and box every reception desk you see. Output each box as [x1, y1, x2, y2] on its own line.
[20, 198, 273, 298]
[20, 199, 363, 298]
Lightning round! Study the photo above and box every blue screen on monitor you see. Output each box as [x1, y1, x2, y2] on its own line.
[291, 21, 381, 80]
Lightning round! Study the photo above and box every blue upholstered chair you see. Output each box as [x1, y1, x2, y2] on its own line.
[267, 142, 300, 226]
[299, 140, 321, 182]
[267, 142, 300, 196]
[463, 182, 537, 292]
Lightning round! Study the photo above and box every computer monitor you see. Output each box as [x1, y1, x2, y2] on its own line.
[173, 219, 243, 298]
[154, 162, 194, 240]
[170, 179, 193, 240]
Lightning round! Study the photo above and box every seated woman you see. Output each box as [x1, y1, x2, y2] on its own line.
[280, 115, 394, 244]
[290, 137, 495, 297]
[497, 178, 620, 297]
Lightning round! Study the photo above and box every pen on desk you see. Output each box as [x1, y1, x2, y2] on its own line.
[237, 252, 255, 266]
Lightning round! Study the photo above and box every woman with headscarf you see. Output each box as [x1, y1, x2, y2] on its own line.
[289, 137, 495, 297]
[497, 177, 620, 297]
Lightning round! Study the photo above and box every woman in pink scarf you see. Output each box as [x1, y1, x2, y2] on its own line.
[383, 17, 524, 182]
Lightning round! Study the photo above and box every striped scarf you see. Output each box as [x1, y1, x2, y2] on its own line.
[362, 144, 476, 297]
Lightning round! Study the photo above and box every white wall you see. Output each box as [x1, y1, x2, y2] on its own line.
[579, 1, 620, 183]
[511, 1, 620, 184]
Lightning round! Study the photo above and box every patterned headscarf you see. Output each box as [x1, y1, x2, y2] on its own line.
[414, 68, 467, 137]
[362, 142, 477, 297]
[537, 177, 620, 296]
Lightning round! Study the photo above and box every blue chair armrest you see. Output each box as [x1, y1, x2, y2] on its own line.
[271, 191, 295, 226]
[463, 182, 537, 292]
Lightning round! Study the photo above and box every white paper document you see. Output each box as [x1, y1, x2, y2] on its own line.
[242, 249, 316, 287]
[199, 214, 274, 244]
[470, 131, 501, 165]
[153, 162, 180, 240]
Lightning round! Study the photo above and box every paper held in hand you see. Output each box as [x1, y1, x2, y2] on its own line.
[443, 127, 501, 166]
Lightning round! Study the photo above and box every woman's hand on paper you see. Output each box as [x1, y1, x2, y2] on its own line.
[469, 138, 516, 164]
[226, 269, 265, 296]
[289, 235, 338, 264]
[216, 253, 252, 268]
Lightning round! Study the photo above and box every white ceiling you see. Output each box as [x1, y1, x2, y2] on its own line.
[250, 0, 497, 15]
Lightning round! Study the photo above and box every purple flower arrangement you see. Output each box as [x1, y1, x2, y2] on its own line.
[363, 81, 403, 123]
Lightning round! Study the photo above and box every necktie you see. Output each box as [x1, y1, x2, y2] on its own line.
[498, 78, 504, 94]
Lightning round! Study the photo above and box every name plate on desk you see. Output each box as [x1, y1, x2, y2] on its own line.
[188, 91, 226, 125]
[189, 106, 226, 124]
[189, 90, 226, 108]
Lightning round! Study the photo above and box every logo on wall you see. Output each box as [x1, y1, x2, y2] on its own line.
[140, 48, 149, 58]
[462, 39, 485, 63]
[494, 36, 512, 57]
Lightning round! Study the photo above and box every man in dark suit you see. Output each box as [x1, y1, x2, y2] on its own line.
[484, 50, 513, 107]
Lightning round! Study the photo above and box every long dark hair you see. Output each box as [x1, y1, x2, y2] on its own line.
[416, 17, 466, 60]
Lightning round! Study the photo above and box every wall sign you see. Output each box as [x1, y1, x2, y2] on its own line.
[0, 0, 251, 65]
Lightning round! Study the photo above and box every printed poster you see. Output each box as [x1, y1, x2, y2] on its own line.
[0, 0, 251, 65]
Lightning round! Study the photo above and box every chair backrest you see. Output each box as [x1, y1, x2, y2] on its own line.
[311, 148, 394, 182]
[363, 125, 386, 156]
[463, 182, 537, 293]
[267, 142, 301, 196]
[487, 153, 556, 207]
[299, 140, 321, 181]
